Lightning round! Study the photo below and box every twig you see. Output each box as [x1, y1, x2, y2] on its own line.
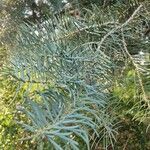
[97, 4, 143, 50]
[121, 29, 150, 109]
[10, 74, 52, 84]
[54, 22, 116, 41]
[123, 135, 130, 150]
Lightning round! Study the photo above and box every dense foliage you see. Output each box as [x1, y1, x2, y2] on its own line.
[0, 0, 150, 149]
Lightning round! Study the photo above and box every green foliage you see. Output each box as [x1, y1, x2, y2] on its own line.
[0, 71, 45, 149]
[0, 46, 20, 149]
[0, 46, 43, 149]
[9, 6, 119, 149]
[0, 71, 23, 149]
[1, 0, 150, 149]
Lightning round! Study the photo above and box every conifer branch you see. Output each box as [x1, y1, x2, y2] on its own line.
[97, 4, 143, 50]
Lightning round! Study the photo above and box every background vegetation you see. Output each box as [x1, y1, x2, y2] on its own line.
[0, 0, 150, 149]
